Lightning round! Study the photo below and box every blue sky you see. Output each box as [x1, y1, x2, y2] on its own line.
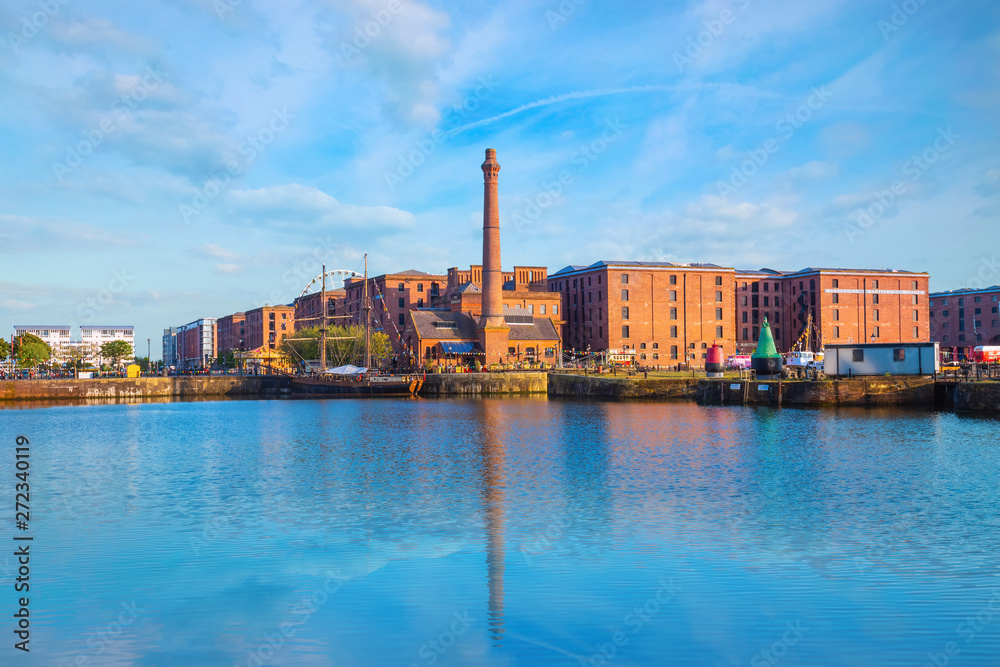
[1, 0, 997, 358]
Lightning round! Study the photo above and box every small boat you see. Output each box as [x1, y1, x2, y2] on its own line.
[784, 314, 824, 369]
[785, 350, 823, 369]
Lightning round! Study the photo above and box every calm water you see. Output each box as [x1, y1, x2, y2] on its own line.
[2, 398, 999, 666]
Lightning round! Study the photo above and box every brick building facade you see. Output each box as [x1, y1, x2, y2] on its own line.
[734, 270, 788, 354]
[343, 270, 446, 354]
[442, 265, 562, 323]
[244, 305, 294, 353]
[930, 286, 1000, 359]
[175, 319, 216, 370]
[293, 289, 346, 332]
[735, 268, 930, 353]
[216, 312, 246, 356]
[548, 261, 736, 365]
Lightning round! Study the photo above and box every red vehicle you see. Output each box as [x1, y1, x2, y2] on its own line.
[971, 346, 1000, 363]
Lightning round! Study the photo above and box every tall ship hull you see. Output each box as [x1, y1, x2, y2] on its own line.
[289, 374, 422, 397]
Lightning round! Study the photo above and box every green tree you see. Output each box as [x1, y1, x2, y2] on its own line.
[100, 340, 134, 369]
[134, 356, 150, 372]
[0, 337, 9, 362]
[65, 346, 86, 374]
[13, 333, 51, 368]
[369, 331, 392, 363]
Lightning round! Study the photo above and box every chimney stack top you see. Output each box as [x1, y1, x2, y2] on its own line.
[482, 148, 500, 183]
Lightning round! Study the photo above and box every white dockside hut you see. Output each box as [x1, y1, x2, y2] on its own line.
[823, 342, 940, 377]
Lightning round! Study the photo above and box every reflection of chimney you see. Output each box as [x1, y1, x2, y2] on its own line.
[481, 400, 506, 645]
[479, 149, 504, 329]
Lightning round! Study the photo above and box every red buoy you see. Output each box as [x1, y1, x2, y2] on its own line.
[706, 344, 724, 375]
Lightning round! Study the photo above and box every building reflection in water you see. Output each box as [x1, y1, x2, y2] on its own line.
[479, 398, 508, 645]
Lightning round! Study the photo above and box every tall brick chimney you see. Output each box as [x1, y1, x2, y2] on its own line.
[478, 148, 509, 363]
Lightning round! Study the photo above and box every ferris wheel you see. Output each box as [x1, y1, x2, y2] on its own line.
[299, 269, 362, 297]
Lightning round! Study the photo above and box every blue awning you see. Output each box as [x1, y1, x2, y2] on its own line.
[440, 341, 479, 354]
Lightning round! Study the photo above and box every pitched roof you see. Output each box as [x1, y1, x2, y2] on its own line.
[409, 310, 479, 340]
[409, 310, 559, 343]
[736, 268, 785, 276]
[507, 316, 559, 342]
[551, 260, 731, 275]
[782, 267, 927, 276]
[502, 305, 531, 317]
[930, 286, 1000, 296]
[393, 269, 434, 276]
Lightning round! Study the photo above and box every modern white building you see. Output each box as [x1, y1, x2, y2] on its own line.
[13, 325, 72, 361]
[824, 342, 940, 376]
[10, 325, 136, 369]
[80, 325, 135, 366]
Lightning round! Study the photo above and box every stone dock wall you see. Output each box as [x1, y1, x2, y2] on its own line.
[0, 376, 289, 401]
[3, 374, 998, 412]
[420, 372, 547, 395]
[547, 374, 699, 399]
[952, 382, 1000, 412]
[694, 377, 938, 407]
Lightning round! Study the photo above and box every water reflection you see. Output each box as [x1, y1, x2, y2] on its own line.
[480, 399, 507, 644]
[0, 394, 272, 410]
[5, 398, 1000, 665]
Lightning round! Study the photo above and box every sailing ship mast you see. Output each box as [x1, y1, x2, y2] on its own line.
[319, 263, 327, 373]
[364, 253, 371, 369]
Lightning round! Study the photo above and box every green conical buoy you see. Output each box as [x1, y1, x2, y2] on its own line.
[752, 318, 781, 359]
[751, 318, 783, 376]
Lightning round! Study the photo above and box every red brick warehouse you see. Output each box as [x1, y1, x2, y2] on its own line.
[548, 261, 736, 366]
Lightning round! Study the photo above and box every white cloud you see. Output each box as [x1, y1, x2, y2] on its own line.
[196, 243, 242, 261]
[782, 161, 838, 181]
[604, 195, 807, 269]
[329, 0, 452, 127]
[214, 263, 243, 275]
[821, 122, 871, 158]
[832, 191, 875, 209]
[0, 299, 33, 309]
[48, 18, 156, 54]
[226, 183, 415, 230]
[676, 0, 847, 74]
[0, 214, 143, 254]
